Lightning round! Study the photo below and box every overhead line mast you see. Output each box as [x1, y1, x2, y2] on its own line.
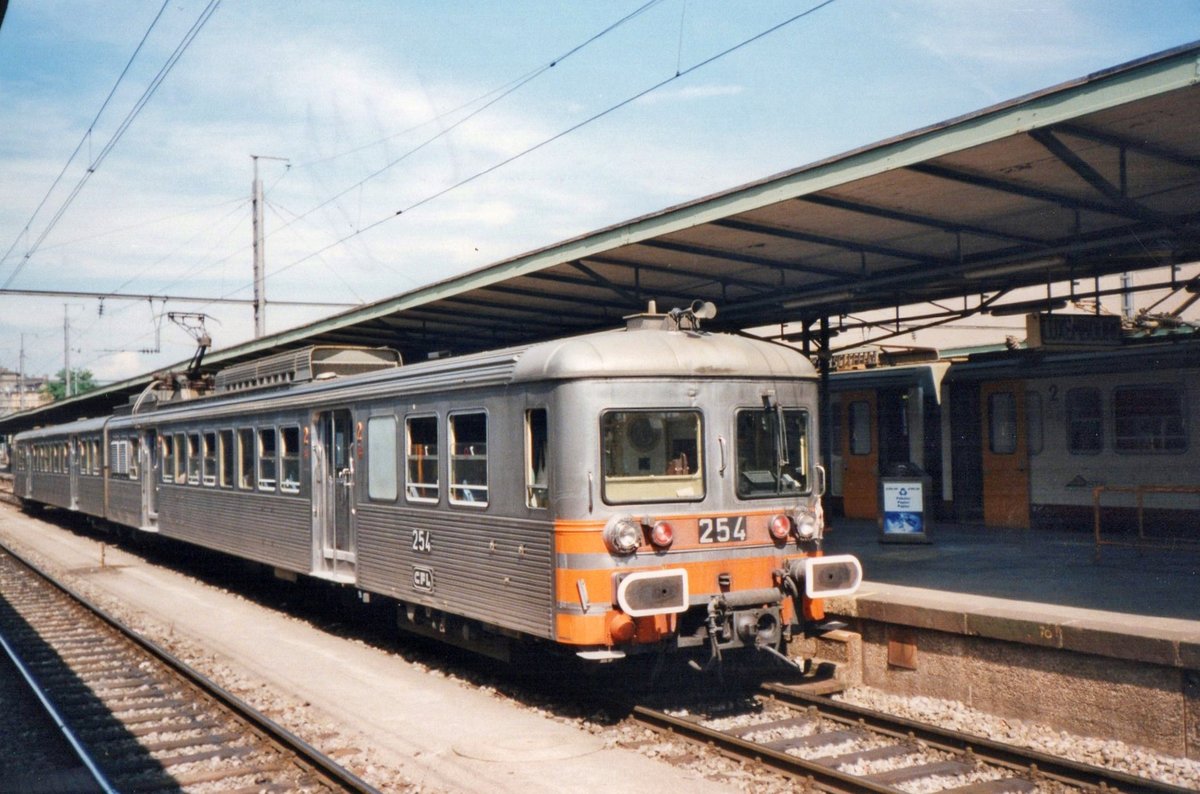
[252, 155, 289, 339]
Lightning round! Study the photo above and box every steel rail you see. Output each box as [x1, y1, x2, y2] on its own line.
[0, 538, 382, 794]
[630, 703, 897, 794]
[762, 684, 1195, 794]
[0, 626, 118, 794]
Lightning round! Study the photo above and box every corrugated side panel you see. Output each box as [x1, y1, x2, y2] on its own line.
[31, 474, 72, 509]
[157, 487, 311, 571]
[107, 480, 143, 527]
[77, 477, 106, 519]
[355, 504, 554, 639]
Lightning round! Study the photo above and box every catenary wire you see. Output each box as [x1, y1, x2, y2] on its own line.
[0, 0, 171, 273]
[243, 0, 838, 294]
[0, 0, 222, 291]
[253, 0, 667, 256]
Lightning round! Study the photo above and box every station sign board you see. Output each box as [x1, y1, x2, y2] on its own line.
[1026, 313, 1122, 349]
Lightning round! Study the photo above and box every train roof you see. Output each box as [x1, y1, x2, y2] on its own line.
[511, 314, 814, 383]
[14, 317, 814, 438]
[946, 330, 1200, 381]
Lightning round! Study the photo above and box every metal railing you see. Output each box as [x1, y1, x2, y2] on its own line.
[1092, 484, 1200, 560]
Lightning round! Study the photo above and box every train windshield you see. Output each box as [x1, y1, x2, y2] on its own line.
[735, 407, 810, 498]
[601, 410, 703, 503]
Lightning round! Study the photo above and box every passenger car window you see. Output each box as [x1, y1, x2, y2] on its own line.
[1114, 384, 1186, 452]
[160, 438, 175, 482]
[237, 428, 255, 490]
[848, 401, 871, 455]
[202, 432, 217, 486]
[406, 416, 438, 502]
[449, 412, 488, 506]
[988, 392, 1017, 454]
[367, 416, 398, 501]
[602, 410, 703, 504]
[174, 433, 187, 483]
[1066, 387, 1102, 454]
[280, 426, 301, 493]
[219, 430, 234, 488]
[736, 408, 810, 498]
[186, 433, 201, 484]
[525, 409, 548, 509]
[258, 428, 277, 490]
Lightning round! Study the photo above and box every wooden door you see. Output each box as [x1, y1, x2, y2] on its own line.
[980, 380, 1030, 528]
[841, 390, 879, 519]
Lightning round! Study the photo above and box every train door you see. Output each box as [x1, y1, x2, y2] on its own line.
[841, 390, 878, 519]
[980, 380, 1030, 529]
[69, 435, 79, 510]
[314, 409, 355, 580]
[143, 430, 159, 527]
[22, 443, 31, 496]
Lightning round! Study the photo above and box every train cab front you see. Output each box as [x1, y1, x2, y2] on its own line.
[566, 509, 863, 671]
[551, 307, 862, 669]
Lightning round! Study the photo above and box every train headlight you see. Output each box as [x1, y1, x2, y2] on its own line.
[793, 510, 820, 540]
[649, 520, 674, 549]
[768, 514, 793, 541]
[604, 515, 642, 556]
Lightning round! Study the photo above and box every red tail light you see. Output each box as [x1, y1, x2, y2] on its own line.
[768, 514, 793, 541]
[650, 520, 674, 549]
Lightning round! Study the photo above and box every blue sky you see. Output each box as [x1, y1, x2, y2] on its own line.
[1, 1, 1198, 382]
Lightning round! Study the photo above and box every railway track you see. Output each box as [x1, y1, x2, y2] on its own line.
[630, 682, 1194, 793]
[0, 542, 380, 793]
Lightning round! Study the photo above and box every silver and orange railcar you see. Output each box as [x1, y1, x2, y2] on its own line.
[13, 304, 860, 665]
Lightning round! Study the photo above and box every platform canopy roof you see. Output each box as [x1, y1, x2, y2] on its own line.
[5, 41, 1200, 433]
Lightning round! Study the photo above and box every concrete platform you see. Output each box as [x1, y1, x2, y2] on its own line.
[817, 518, 1200, 758]
[830, 518, 1200, 617]
[823, 518, 1200, 666]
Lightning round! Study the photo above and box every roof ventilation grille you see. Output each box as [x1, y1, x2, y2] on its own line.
[214, 345, 401, 394]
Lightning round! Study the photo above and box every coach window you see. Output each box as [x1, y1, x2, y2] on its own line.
[988, 392, 1017, 454]
[161, 436, 175, 483]
[92, 440, 101, 474]
[405, 415, 439, 502]
[525, 408, 548, 509]
[173, 433, 187, 483]
[280, 426, 301, 493]
[367, 416, 398, 501]
[1026, 391, 1044, 456]
[128, 437, 140, 479]
[848, 401, 871, 455]
[186, 433, 201, 484]
[449, 412, 488, 506]
[237, 428, 255, 490]
[735, 407, 810, 498]
[1114, 384, 1186, 452]
[602, 410, 703, 504]
[1066, 387, 1102, 454]
[202, 432, 217, 486]
[219, 430, 234, 488]
[258, 428, 278, 491]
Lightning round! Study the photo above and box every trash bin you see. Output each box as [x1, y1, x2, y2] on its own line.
[879, 462, 932, 544]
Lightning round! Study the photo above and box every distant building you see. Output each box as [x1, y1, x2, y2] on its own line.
[0, 367, 52, 416]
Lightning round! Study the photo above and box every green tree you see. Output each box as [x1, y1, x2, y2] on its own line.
[44, 368, 97, 401]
